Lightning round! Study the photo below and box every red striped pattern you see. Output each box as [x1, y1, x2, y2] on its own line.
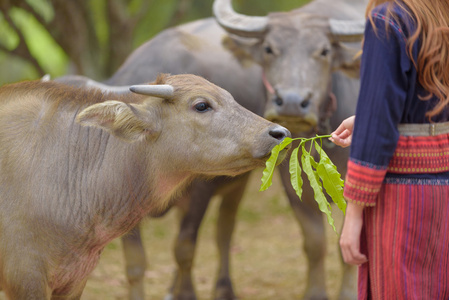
[358, 181, 449, 299]
[388, 134, 449, 173]
[344, 159, 387, 206]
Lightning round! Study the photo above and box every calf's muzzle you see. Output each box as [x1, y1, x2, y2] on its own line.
[269, 124, 291, 141]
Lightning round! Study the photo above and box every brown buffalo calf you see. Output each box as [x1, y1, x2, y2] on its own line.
[0, 74, 290, 299]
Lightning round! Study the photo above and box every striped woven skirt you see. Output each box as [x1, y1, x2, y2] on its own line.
[358, 178, 449, 299]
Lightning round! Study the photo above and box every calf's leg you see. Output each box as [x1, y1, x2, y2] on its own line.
[1, 267, 50, 300]
[1, 236, 53, 300]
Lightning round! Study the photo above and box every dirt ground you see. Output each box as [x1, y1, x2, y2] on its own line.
[0, 169, 346, 300]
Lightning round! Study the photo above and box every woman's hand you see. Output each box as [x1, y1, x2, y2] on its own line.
[330, 115, 355, 148]
[339, 202, 368, 265]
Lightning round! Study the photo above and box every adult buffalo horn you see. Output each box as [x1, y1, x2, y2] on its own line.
[329, 19, 366, 43]
[129, 85, 175, 98]
[213, 0, 268, 38]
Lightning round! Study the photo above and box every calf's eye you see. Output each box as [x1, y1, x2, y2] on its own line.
[194, 102, 211, 112]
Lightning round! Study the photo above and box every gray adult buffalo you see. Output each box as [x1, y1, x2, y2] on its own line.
[0, 74, 290, 299]
[74, 0, 366, 299]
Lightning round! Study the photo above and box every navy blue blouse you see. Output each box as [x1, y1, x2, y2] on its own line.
[349, 3, 449, 178]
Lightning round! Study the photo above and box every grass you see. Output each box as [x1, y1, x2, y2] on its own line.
[0, 169, 346, 300]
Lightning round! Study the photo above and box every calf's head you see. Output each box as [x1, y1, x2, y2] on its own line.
[77, 74, 290, 177]
[214, 0, 365, 133]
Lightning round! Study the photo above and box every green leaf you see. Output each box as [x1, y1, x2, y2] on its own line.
[259, 135, 344, 233]
[279, 137, 293, 152]
[314, 141, 346, 214]
[259, 137, 292, 191]
[259, 144, 280, 191]
[289, 146, 303, 200]
[301, 146, 336, 232]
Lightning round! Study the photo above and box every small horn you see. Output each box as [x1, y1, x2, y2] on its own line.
[213, 0, 268, 38]
[129, 85, 174, 98]
[329, 19, 366, 42]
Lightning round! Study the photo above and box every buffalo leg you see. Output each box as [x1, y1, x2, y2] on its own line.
[121, 224, 147, 300]
[330, 72, 358, 300]
[168, 179, 218, 300]
[1, 241, 52, 300]
[3, 282, 50, 300]
[213, 173, 250, 300]
[278, 162, 329, 300]
[1, 271, 50, 300]
[337, 262, 357, 300]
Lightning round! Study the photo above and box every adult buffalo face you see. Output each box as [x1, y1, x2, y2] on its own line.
[214, 0, 365, 133]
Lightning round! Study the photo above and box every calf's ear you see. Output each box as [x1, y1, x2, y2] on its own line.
[76, 100, 161, 142]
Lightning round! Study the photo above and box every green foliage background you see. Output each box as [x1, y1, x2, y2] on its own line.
[0, 0, 311, 85]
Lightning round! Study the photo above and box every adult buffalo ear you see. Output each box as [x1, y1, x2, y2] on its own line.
[332, 42, 362, 79]
[222, 35, 263, 66]
[329, 18, 365, 79]
[76, 100, 161, 142]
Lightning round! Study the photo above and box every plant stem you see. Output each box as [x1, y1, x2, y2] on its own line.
[288, 134, 332, 154]
[291, 134, 331, 143]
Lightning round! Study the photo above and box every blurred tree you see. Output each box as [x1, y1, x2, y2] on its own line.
[0, 0, 310, 84]
[0, 0, 157, 79]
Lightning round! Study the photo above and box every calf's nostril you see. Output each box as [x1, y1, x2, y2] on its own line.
[269, 127, 291, 140]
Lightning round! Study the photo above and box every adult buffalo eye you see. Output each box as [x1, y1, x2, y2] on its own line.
[265, 46, 274, 54]
[194, 102, 211, 112]
[320, 48, 330, 57]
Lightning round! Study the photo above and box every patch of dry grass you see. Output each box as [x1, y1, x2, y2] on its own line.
[0, 169, 346, 300]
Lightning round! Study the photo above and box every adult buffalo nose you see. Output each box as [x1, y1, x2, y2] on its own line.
[273, 89, 313, 115]
[269, 124, 291, 140]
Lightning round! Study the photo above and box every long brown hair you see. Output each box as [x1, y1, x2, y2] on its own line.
[366, 0, 449, 118]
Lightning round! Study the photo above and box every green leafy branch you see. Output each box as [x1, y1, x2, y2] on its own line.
[260, 135, 346, 233]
